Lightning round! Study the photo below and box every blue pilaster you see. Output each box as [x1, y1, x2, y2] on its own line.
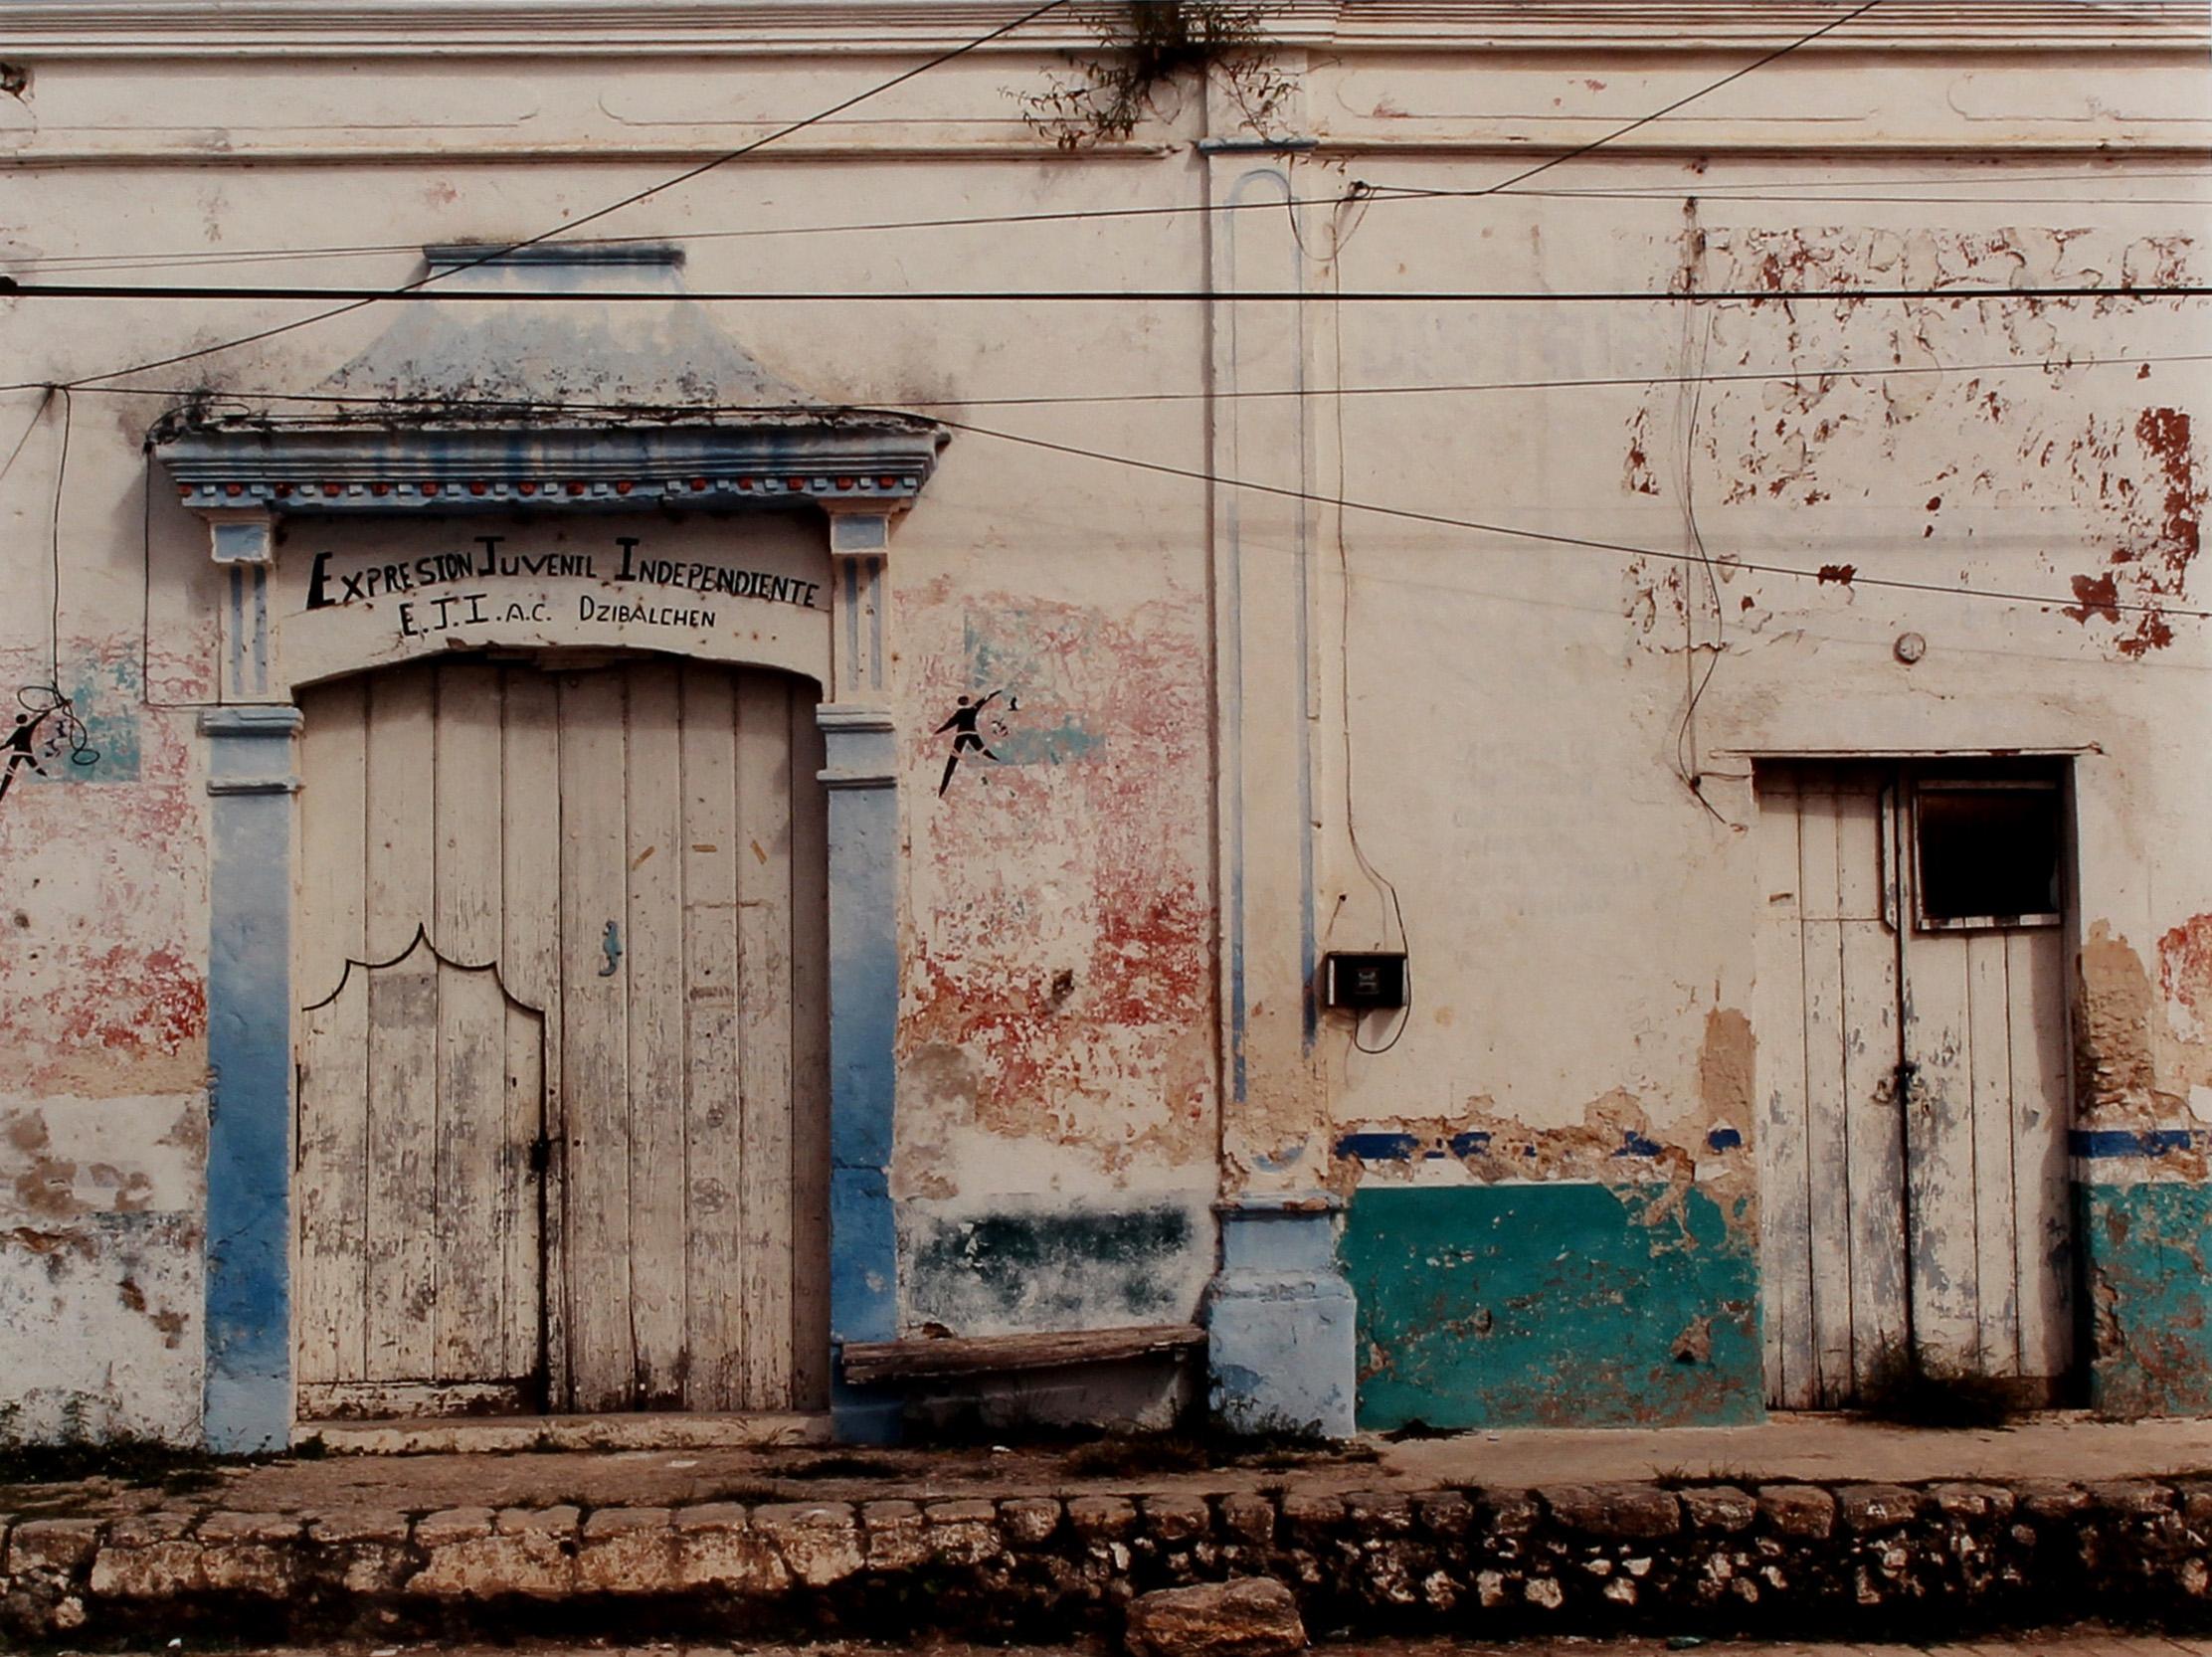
[200, 706, 302, 1453]
[1207, 1193, 1358, 1439]
[818, 703, 901, 1443]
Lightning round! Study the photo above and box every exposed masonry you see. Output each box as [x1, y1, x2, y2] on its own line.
[8, 1477, 2212, 1644]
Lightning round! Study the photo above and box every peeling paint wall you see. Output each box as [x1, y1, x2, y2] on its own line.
[3, 5, 2209, 1441]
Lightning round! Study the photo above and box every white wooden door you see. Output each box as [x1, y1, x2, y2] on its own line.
[1755, 764, 2073, 1408]
[295, 657, 830, 1419]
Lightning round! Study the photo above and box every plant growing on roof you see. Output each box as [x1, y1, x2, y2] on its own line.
[1016, 0, 1294, 150]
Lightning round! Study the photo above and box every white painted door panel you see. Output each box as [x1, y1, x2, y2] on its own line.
[296, 657, 828, 1419]
[1756, 764, 2073, 1407]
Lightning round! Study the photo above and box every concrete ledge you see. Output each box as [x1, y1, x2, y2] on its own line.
[309, 1412, 831, 1456]
[8, 1473, 2212, 1645]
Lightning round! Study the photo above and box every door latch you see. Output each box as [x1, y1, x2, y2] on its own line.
[1893, 1058, 1920, 1106]
[599, 920, 623, 977]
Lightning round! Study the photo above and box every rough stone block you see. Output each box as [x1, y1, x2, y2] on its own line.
[198, 1512, 300, 1545]
[90, 1539, 206, 1598]
[1838, 1485, 1923, 1532]
[752, 1502, 862, 1586]
[675, 1508, 790, 1595]
[1758, 1485, 1836, 1539]
[1929, 1483, 2015, 1520]
[1278, 1491, 1345, 1532]
[1482, 1491, 1541, 1536]
[923, 1499, 1002, 1566]
[1124, 1575, 1306, 1657]
[1415, 1491, 1473, 1537]
[2014, 1480, 2089, 1520]
[309, 1510, 411, 1546]
[577, 1508, 675, 1594]
[1544, 1484, 1680, 1540]
[199, 1540, 296, 1596]
[410, 1529, 576, 1599]
[109, 1513, 194, 1545]
[6, 1518, 102, 1576]
[415, 1508, 496, 1548]
[1000, 1497, 1063, 1546]
[2088, 1481, 2174, 1517]
[861, 1500, 929, 1570]
[1342, 1490, 1413, 1533]
[1068, 1496, 1139, 1540]
[497, 1505, 581, 1537]
[1682, 1487, 1756, 1533]
[1218, 1493, 1276, 1549]
[1143, 1494, 1212, 1544]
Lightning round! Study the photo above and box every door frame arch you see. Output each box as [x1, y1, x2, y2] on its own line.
[165, 416, 944, 1450]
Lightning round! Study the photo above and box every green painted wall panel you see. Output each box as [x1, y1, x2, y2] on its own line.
[1342, 1182, 1762, 1430]
[2083, 1181, 2212, 1417]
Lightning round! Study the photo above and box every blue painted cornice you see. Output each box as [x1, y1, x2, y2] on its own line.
[156, 418, 947, 515]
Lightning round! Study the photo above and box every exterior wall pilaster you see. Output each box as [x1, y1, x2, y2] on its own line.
[199, 705, 302, 1453]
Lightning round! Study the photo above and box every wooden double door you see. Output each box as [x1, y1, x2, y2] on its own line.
[1756, 762, 2077, 1409]
[293, 656, 830, 1418]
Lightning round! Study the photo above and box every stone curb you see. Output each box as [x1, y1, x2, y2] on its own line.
[5, 1475, 2212, 1644]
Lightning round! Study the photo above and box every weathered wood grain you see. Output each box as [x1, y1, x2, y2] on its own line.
[295, 676, 370, 1386]
[679, 663, 745, 1410]
[624, 660, 689, 1406]
[559, 667, 635, 1411]
[364, 664, 438, 1381]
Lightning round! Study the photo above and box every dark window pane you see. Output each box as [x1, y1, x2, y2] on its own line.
[1917, 786, 2061, 922]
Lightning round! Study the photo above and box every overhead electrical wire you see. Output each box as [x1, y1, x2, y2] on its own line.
[13, 169, 2208, 279]
[48, 0, 1074, 389]
[13, 341, 2207, 419]
[22, 0, 1889, 382]
[9, 279, 2211, 304]
[918, 410, 2212, 628]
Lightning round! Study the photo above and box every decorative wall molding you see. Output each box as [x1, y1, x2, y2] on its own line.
[158, 423, 948, 518]
[4, 1, 2201, 58]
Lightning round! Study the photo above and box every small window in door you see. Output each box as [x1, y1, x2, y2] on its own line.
[1912, 779, 2063, 930]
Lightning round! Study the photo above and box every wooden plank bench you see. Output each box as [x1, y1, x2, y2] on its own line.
[839, 1323, 1207, 1385]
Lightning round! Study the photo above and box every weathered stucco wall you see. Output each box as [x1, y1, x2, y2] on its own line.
[3, 3, 2210, 1441]
[1305, 36, 2212, 1423]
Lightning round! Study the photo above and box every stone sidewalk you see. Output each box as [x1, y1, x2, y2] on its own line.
[9, 1417, 2212, 1647]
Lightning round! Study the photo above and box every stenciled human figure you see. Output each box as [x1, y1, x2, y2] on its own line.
[0, 708, 54, 805]
[935, 689, 1003, 797]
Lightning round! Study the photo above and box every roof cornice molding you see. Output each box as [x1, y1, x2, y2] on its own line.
[5, 0, 2205, 58]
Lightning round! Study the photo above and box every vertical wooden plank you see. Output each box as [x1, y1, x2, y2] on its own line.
[1836, 781, 1909, 1397]
[432, 663, 508, 1381]
[363, 664, 438, 1381]
[736, 673, 797, 1410]
[558, 668, 634, 1411]
[1753, 769, 1816, 1408]
[1967, 930, 2022, 1376]
[624, 661, 689, 1406]
[1796, 783, 1856, 1405]
[294, 677, 369, 1385]
[679, 664, 745, 1410]
[1904, 925, 1982, 1378]
[500, 669, 561, 1398]
[2010, 927, 2075, 1381]
[788, 684, 831, 1413]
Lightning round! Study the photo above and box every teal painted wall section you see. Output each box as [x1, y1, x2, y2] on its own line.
[2083, 1180, 2212, 1417]
[1341, 1183, 1762, 1430]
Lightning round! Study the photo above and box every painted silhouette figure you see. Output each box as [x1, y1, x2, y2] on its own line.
[0, 708, 54, 805]
[936, 690, 1004, 797]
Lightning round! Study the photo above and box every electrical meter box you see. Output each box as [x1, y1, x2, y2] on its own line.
[1322, 952, 1409, 1012]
